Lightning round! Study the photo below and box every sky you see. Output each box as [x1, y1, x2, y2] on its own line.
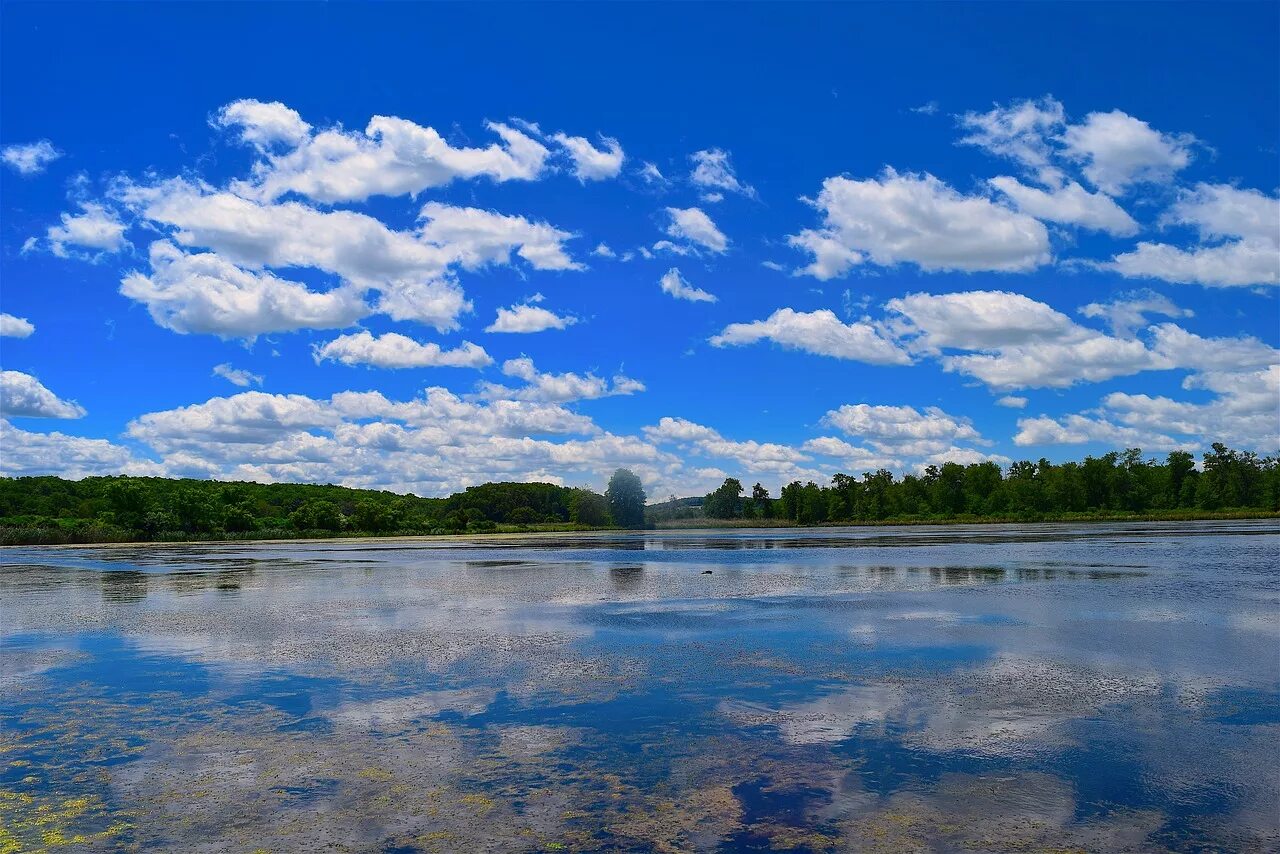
[1, 2, 1277, 499]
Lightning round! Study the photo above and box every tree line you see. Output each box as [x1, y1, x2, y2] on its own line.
[701, 445, 1280, 523]
[0, 469, 648, 545]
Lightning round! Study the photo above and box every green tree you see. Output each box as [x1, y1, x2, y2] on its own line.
[569, 488, 610, 526]
[351, 500, 399, 533]
[290, 500, 343, 532]
[606, 469, 646, 529]
[751, 483, 773, 518]
[704, 478, 744, 519]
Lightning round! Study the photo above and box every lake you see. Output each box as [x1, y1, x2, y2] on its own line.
[2, 521, 1278, 852]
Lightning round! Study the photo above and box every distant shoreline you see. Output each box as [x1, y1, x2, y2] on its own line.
[2, 509, 1276, 549]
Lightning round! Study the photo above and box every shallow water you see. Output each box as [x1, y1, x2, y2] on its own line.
[2, 520, 1278, 852]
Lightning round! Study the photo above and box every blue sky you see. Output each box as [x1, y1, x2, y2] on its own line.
[1, 2, 1277, 498]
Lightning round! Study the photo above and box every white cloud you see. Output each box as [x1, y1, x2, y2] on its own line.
[0, 370, 86, 419]
[1078, 290, 1192, 337]
[212, 99, 312, 150]
[116, 387, 682, 497]
[645, 416, 824, 480]
[1013, 413, 1184, 451]
[957, 97, 1066, 183]
[689, 149, 756, 199]
[995, 396, 1028, 409]
[113, 179, 581, 332]
[212, 363, 264, 387]
[416, 202, 581, 272]
[1016, 365, 1279, 454]
[552, 133, 624, 181]
[638, 162, 668, 187]
[989, 177, 1138, 236]
[591, 243, 616, 258]
[46, 202, 129, 258]
[801, 436, 904, 472]
[1106, 184, 1280, 287]
[1, 140, 61, 176]
[886, 290, 1161, 390]
[790, 169, 1050, 276]
[786, 229, 865, 281]
[477, 357, 644, 404]
[0, 420, 161, 479]
[313, 331, 492, 370]
[886, 290, 1076, 350]
[822, 403, 984, 451]
[1061, 109, 1195, 195]
[486, 294, 577, 333]
[1109, 241, 1280, 289]
[220, 104, 550, 202]
[0, 314, 35, 338]
[120, 241, 368, 338]
[659, 267, 717, 303]
[710, 308, 910, 365]
[662, 207, 728, 254]
[1146, 323, 1277, 373]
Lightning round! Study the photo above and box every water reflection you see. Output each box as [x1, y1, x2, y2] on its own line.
[1, 520, 1277, 851]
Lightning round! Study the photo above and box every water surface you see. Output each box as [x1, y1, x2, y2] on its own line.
[2, 521, 1278, 851]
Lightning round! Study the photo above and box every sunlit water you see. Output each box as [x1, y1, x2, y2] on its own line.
[2, 521, 1278, 852]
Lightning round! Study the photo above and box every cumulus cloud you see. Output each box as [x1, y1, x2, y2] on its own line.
[661, 206, 728, 254]
[1016, 364, 1279, 454]
[212, 99, 312, 150]
[822, 403, 985, 451]
[995, 395, 1028, 409]
[958, 97, 1067, 183]
[552, 132, 625, 181]
[313, 331, 492, 370]
[0, 313, 35, 338]
[801, 436, 906, 472]
[645, 416, 828, 481]
[486, 294, 577, 333]
[1078, 290, 1193, 337]
[45, 202, 129, 258]
[120, 241, 368, 338]
[989, 177, 1138, 236]
[958, 97, 1195, 195]
[886, 290, 1160, 389]
[212, 363, 264, 387]
[790, 169, 1050, 277]
[111, 179, 581, 333]
[0, 370, 86, 419]
[477, 357, 644, 404]
[659, 267, 717, 303]
[1, 140, 61, 176]
[1061, 109, 1195, 196]
[214, 101, 551, 203]
[110, 386, 684, 496]
[0, 420, 161, 478]
[710, 308, 910, 365]
[1106, 184, 1280, 287]
[416, 202, 581, 272]
[689, 148, 756, 200]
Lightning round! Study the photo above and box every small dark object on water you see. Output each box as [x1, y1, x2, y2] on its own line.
[702, 570, 713, 575]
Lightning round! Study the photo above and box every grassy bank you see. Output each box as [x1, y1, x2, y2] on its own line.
[3, 509, 1276, 548]
[651, 508, 1280, 529]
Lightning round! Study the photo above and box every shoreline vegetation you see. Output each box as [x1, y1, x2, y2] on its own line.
[1, 444, 1277, 546]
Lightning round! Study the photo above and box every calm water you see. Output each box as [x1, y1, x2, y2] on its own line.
[2, 521, 1278, 852]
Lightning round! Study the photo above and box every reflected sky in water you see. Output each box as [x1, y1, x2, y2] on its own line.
[2, 520, 1278, 852]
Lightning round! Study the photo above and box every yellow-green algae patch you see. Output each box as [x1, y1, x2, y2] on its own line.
[0, 790, 130, 853]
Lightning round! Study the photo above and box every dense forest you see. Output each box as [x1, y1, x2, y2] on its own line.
[0, 470, 644, 545]
[0, 445, 1276, 545]
[699, 444, 1280, 524]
